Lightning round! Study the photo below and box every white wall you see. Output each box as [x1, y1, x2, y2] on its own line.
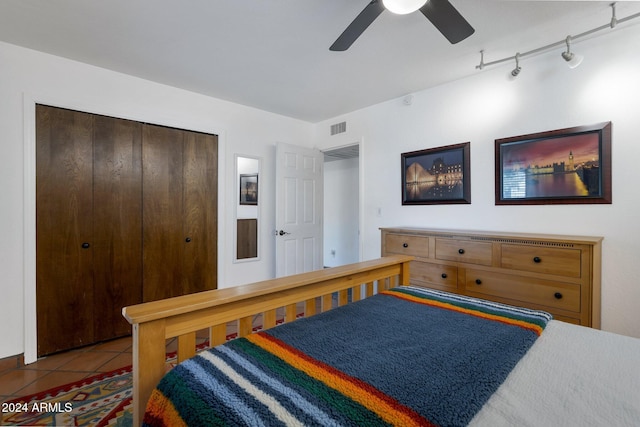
[323, 157, 359, 267]
[0, 41, 313, 360]
[313, 24, 640, 338]
[3, 22, 640, 361]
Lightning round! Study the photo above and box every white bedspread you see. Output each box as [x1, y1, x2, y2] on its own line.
[470, 320, 640, 427]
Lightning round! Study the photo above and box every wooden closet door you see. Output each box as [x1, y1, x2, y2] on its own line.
[142, 125, 218, 301]
[36, 105, 95, 355]
[183, 132, 218, 294]
[142, 125, 185, 301]
[92, 115, 143, 341]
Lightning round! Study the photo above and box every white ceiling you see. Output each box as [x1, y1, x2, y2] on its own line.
[1, 1, 639, 123]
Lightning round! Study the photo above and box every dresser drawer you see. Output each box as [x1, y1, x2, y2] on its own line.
[385, 234, 429, 258]
[465, 269, 580, 313]
[411, 261, 457, 291]
[435, 238, 492, 266]
[500, 244, 582, 278]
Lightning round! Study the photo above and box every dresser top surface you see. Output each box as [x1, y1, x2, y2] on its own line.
[380, 227, 603, 245]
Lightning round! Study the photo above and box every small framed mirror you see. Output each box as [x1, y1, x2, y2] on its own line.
[235, 155, 261, 261]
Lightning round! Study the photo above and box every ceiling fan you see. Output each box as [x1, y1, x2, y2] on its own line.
[330, 0, 474, 51]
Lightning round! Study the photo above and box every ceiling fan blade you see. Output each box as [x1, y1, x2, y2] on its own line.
[330, 0, 386, 51]
[420, 0, 474, 44]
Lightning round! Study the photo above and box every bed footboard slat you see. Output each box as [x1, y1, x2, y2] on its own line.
[211, 324, 226, 347]
[285, 303, 297, 322]
[338, 289, 349, 306]
[322, 293, 333, 312]
[177, 332, 196, 363]
[366, 281, 374, 297]
[263, 308, 277, 329]
[239, 316, 253, 337]
[305, 298, 317, 317]
[351, 285, 362, 302]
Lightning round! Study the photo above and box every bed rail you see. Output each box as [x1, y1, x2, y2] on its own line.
[122, 254, 413, 425]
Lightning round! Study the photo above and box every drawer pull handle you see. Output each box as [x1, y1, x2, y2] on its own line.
[441, 273, 447, 279]
[458, 248, 465, 254]
[81, 242, 90, 249]
[554, 292, 563, 300]
[403, 243, 408, 248]
[475, 279, 482, 285]
[533, 256, 541, 263]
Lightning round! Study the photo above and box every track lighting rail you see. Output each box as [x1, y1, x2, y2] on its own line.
[476, 3, 640, 71]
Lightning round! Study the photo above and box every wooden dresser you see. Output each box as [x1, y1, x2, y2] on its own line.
[381, 227, 602, 328]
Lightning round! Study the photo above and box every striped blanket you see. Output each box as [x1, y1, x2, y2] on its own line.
[143, 286, 551, 427]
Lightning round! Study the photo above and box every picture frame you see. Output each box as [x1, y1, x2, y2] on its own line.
[495, 122, 611, 205]
[239, 173, 258, 205]
[401, 142, 471, 205]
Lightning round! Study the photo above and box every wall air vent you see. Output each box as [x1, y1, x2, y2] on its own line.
[330, 121, 347, 136]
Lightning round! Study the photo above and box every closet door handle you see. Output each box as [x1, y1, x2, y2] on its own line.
[185, 237, 192, 243]
[81, 242, 90, 249]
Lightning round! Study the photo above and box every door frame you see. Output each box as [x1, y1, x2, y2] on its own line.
[22, 93, 226, 363]
[321, 140, 363, 265]
[322, 139, 364, 264]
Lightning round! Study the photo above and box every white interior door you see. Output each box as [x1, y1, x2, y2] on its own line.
[275, 142, 323, 277]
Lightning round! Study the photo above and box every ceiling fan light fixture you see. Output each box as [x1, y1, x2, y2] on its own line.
[382, 0, 428, 15]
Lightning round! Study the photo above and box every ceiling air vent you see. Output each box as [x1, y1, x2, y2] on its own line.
[330, 121, 346, 136]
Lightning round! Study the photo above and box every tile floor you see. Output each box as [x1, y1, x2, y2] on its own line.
[0, 301, 319, 406]
[0, 336, 134, 405]
[0, 329, 215, 406]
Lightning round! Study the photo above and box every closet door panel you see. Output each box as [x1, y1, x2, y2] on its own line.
[36, 105, 95, 355]
[142, 125, 184, 302]
[93, 115, 143, 340]
[182, 132, 218, 294]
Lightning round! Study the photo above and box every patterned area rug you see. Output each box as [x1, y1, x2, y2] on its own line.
[2, 320, 301, 426]
[1, 337, 231, 426]
[1, 366, 133, 426]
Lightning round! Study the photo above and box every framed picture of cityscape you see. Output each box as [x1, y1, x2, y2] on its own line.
[401, 142, 470, 205]
[495, 122, 612, 205]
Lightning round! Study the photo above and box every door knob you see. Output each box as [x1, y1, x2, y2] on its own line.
[278, 230, 290, 236]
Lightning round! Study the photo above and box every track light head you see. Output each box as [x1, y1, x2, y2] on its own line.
[562, 36, 583, 68]
[511, 53, 521, 77]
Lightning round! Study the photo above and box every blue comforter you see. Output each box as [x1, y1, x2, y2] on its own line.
[143, 286, 551, 426]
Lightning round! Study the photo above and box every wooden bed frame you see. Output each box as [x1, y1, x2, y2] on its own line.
[122, 254, 413, 425]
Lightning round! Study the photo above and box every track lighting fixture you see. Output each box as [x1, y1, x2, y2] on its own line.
[476, 3, 639, 73]
[561, 36, 584, 68]
[511, 53, 521, 77]
[382, 0, 427, 15]
[610, 2, 618, 28]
